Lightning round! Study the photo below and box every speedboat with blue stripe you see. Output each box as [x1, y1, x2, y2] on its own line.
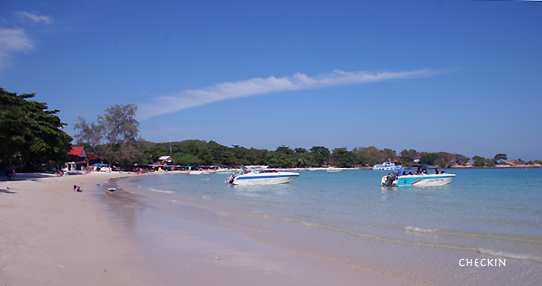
[381, 164, 456, 187]
[225, 166, 300, 185]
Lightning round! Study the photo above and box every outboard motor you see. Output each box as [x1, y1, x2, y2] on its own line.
[224, 174, 236, 184]
[382, 173, 396, 187]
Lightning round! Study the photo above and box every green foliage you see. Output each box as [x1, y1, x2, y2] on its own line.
[353, 146, 396, 166]
[309, 146, 330, 166]
[451, 154, 470, 165]
[267, 146, 296, 168]
[0, 88, 72, 170]
[472, 155, 488, 167]
[73, 117, 103, 147]
[75, 104, 141, 167]
[494, 153, 508, 164]
[331, 148, 356, 168]
[400, 149, 419, 165]
[174, 153, 203, 166]
[420, 153, 439, 165]
[98, 104, 139, 144]
[86, 137, 522, 169]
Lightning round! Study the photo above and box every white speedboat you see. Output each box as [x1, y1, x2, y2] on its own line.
[373, 160, 401, 171]
[381, 164, 456, 187]
[225, 167, 299, 185]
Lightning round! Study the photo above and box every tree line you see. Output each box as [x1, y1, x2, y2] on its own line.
[2, 88, 539, 172]
[72, 104, 511, 169]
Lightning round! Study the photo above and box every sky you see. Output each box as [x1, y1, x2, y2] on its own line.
[1, 0, 541, 160]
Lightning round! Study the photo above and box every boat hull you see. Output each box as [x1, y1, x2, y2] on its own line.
[231, 172, 300, 185]
[382, 174, 456, 187]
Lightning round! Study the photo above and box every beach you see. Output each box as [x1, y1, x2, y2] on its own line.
[0, 172, 157, 285]
[1, 172, 403, 286]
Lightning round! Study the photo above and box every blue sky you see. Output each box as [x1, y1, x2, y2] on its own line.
[1, 0, 541, 160]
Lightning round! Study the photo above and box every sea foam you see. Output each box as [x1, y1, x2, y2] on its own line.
[404, 226, 438, 233]
[478, 248, 542, 263]
[149, 187, 175, 194]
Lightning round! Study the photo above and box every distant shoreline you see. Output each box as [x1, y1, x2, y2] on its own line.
[282, 164, 542, 171]
[2, 162, 540, 181]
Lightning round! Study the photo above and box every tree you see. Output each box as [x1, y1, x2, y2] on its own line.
[94, 104, 141, 166]
[73, 116, 103, 148]
[400, 149, 419, 165]
[331, 148, 356, 168]
[420, 153, 439, 165]
[207, 140, 232, 165]
[472, 155, 487, 167]
[309, 146, 330, 166]
[451, 154, 470, 166]
[0, 88, 72, 170]
[98, 104, 139, 145]
[294, 148, 309, 167]
[494, 153, 508, 164]
[267, 146, 295, 168]
[352, 146, 395, 166]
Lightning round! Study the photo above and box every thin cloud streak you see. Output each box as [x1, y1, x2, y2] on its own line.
[137, 69, 437, 120]
[0, 28, 34, 70]
[15, 11, 54, 25]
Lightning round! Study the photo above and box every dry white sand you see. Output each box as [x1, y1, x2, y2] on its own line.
[1, 172, 157, 285]
[1, 172, 404, 286]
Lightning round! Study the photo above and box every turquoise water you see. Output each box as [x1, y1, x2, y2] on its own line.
[118, 168, 542, 286]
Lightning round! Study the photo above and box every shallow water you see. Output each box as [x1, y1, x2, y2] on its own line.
[118, 168, 542, 286]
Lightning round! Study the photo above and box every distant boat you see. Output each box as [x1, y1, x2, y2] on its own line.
[215, 168, 236, 174]
[373, 161, 401, 171]
[381, 164, 456, 187]
[225, 166, 299, 185]
[325, 167, 342, 172]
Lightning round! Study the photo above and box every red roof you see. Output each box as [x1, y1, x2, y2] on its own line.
[68, 146, 87, 158]
[87, 153, 102, 161]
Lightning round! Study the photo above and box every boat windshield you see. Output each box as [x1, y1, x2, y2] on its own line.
[240, 166, 259, 174]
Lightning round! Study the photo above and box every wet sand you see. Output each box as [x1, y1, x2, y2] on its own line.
[1, 172, 403, 286]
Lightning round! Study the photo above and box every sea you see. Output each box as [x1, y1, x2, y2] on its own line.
[114, 168, 542, 286]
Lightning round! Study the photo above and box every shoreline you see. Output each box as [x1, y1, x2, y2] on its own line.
[1, 172, 404, 286]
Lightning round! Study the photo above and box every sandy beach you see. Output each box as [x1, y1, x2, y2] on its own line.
[1, 172, 157, 286]
[1, 172, 403, 286]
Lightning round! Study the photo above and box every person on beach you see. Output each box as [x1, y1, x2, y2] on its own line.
[5, 166, 14, 180]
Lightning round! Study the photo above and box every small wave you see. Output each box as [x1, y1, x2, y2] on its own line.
[478, 248, 542, 263]
[404, 226, 437, 233]
[148, 187, 175, 194]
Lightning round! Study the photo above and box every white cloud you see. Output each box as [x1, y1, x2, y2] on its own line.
[0, 28, 34, 70]
[15, 11, 54, 25]
[137, 69, 437, 120]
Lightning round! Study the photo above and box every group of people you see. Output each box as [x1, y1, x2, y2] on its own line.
[393, 166, 446, 176]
